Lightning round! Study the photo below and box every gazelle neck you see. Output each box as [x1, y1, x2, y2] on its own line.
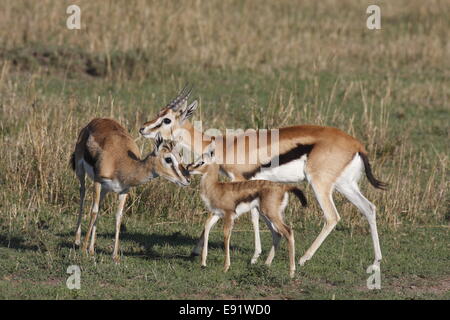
[127, 154, 159, 186]
[177, 120, 214, 155]
[200, 163, 220, 192]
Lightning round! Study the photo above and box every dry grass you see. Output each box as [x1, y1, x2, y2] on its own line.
[0, 0, 448, 234]
[1, 0, 449, 77]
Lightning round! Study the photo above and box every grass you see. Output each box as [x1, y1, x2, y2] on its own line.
[0, 218, 449, 299]
[0, 0, 449, 299]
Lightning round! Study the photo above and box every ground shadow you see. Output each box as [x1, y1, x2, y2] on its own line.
[57, 230, 236, 261]
[0, 234, 38, 251]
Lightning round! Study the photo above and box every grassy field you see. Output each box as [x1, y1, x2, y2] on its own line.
[0, 1, 449, 299]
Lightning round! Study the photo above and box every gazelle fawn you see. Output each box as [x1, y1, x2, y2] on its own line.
[187, 142, 307, 278]
[70, 118, 190, 262]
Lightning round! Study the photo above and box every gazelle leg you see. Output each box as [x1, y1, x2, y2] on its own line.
[193, 215, 221, 257]
[74, 170, 86, 246]
[337, 182, 382, 267]
[223, 212, 234, 273]
[200, 214, 221, 267]
[82, 182, 103, 254]
[272, 219, 296, 278]
[261, 215, 281, 267]
[88, 186, 107, 256]
[250, 208, 262, 264]
[194, 208, 262, 264]
[112, 193, 128, 263]
[299, 182, 340, 266]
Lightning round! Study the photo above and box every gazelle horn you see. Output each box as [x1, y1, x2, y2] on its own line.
[167, 84, 193, 111]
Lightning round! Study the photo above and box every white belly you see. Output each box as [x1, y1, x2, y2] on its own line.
[235, 199, 260, 219]
[80, 159, 124, 193]
[101, 178, 124, 193]
[252, 155, 307, 183]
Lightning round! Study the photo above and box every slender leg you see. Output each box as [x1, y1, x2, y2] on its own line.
[286, 227, 295, 278]
[273, 220, 296, 278]
[193, 215, 221, 257]
[250, 208, 262, 264]
[88, 187, 107, 256]
[112, 193, 128, 263]
[299, 182, 340, 266]
[74, 170, 86, 246]
[193, 209, 262, 264]
[200, 214, 221, 267]
[223, 212, 234, 273]
[260, 215, 281, 266]
[82, 182, 103, 254]
[337, 182, 382, 267]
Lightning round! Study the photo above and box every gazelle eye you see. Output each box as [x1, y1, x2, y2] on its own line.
[163, 118, 171, 124]
[165, 157, 172, 164]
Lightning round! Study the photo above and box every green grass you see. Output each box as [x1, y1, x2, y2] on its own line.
[0, 213, 449, 299]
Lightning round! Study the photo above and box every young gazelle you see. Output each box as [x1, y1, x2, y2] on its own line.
[70, 118, 190, 262]
[140, 86, 387, 271]
[187, 142, 307, 278]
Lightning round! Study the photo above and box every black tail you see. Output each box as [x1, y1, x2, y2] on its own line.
[70, 153, 76, 171]
[288, 187, 308, 207]
[359, 152, 387, 190]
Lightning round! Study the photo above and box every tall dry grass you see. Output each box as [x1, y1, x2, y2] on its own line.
[0, 1, 448, 233]
[0, 0, 449, 77]
[0, 69, 447, 232]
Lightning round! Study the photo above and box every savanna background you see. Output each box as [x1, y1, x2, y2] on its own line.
[0, 0, 448, 299]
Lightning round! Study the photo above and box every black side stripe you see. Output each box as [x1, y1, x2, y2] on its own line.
[243, 144, 314, 180]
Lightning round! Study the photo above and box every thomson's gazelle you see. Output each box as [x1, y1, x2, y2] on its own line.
[187, 142, 307, 277]
[70, 118, 190, 262]
[140, 86, 387, 271]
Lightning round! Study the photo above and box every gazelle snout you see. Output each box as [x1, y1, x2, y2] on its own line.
[180, 164, 191, 180]
[139, 124, 155, 138]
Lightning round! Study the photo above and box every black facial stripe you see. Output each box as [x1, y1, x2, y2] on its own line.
[242, 144, 314, 180]
[170, 161, 182, 180]
[152, 121, 163, 130]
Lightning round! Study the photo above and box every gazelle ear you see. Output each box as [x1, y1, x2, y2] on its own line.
[154, 132, 164, 154]
[204, 140, 216, 161]
[180, 100, 199, 122]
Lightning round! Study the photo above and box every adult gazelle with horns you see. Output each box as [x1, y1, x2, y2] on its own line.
[140, 85, 387, 272]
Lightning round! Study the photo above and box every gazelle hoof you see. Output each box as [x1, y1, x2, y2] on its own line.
[250, 253, 261, 264]
[299, 255, 309, 266]
[113, 255, 121, 264]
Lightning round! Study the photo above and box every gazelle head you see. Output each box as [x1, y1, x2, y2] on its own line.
[186, 140, 216, 175]
[153, 133, 191, 187]
[140, 85, 199, 140]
